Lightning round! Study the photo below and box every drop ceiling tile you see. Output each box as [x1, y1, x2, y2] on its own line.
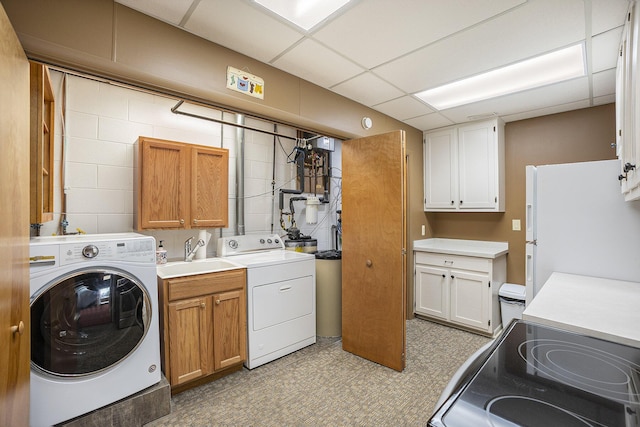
[375, 0, 586, 94]
[404, 113, 454, 132]
[115, 0, 194, 25]
[373, 96, 434, 121]
[502, 100, 592, 122]
[331, 72, 404, 107]
[592, 68, 616, 98]
[591, 0, 629, 35]
[313, 0, 525, 69]
[592, 27, 623, 73]
[184, 0, 303, 63]
[271, 39, 364, 88]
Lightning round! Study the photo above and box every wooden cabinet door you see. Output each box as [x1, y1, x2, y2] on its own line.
[342, 130, 406, 372]
[168, 296, 213, 385]
[191, 146, 229, 228]
[212, 289, 246, 370]
[138, 137, 189, 229]
[424, 128, 457, 210]
[415, 265, 449, 320]
[0, 7, 30, 425]
[449, 269, 490, 331]
[457, 122, 497, 209]
[29, 61, 55, 224]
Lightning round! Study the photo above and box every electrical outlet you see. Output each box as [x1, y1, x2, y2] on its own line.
[512, 219, 521, 231]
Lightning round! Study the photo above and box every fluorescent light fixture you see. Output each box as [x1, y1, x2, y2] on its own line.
[254, 0, 351, 31]
[415, 44, 586, 110]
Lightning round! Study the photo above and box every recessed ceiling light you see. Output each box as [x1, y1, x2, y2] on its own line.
[414, 44, 586, 110]
[254, 0, 351, 31]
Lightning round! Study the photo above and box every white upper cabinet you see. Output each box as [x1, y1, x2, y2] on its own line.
[424, 119, 505, 212]
[617, 2, 640, 201]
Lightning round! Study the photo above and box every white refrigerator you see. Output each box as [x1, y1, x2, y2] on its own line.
[525, 159, 640, 305]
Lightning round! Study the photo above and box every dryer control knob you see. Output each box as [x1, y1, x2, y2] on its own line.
[82, 245, 99, 258]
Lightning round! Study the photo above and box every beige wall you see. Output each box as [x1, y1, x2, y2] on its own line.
[427, 104, 616, 285]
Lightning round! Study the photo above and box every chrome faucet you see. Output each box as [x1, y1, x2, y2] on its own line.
[184, 237, 206, 262]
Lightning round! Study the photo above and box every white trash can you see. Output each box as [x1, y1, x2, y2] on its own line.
[499, 283, 526, 328]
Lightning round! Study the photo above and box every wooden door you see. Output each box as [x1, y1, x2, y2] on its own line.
[342, 130, 407, 372]
[0, 5, 30, 426]
[192, 146, 229, 228]
[137, 137, 189, 229]
[213, 289, 246, 370]
[168, 296, 212, 385]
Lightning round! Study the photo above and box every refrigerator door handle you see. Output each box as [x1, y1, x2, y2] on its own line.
[525, 240, 537, 245]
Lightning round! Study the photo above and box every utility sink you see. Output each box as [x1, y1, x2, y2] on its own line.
[157, 258, 245, 279]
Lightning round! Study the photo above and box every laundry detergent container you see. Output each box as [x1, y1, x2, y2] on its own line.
[499, 283, 526, 328]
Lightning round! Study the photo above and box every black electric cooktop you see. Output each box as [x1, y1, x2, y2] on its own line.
[429, 320, 640, 427]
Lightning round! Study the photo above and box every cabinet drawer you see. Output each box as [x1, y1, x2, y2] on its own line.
[167, 269, 246, 301]
[415, 252, 490, 273]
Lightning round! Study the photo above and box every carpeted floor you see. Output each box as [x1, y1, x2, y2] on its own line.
[145, 318, 490, 427]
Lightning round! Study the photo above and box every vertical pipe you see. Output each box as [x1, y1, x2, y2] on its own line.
[236, 114, 245, 235]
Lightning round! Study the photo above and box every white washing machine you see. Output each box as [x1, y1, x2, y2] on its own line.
[218, 234, 316, 369]
[29, 233, 161, 427]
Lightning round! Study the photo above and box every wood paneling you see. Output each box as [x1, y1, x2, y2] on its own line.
[0, 4, 30, 426]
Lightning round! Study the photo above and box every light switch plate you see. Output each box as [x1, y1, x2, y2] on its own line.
[512, 219, 521, 231]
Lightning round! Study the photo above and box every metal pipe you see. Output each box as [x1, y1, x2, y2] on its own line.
[171, 100, 324, 142]
[236, 114, 245, 235]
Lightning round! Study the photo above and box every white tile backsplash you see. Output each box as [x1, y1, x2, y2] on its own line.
[45, 71, 341, 256]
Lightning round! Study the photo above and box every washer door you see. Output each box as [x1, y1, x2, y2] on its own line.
[31, 268, 151, 377]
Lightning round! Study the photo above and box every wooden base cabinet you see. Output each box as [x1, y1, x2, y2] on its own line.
[414, 251, 506, 337]
[158, 269, 246, 393]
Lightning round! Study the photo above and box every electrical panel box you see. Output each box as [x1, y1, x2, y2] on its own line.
[312, 137, 335, 152]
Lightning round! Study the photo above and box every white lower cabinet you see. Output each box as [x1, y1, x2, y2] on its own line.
[414, 251, 505, 337]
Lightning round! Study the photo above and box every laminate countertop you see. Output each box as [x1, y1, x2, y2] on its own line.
[523, 272, 640, 348]
[413, 238, 508, 258]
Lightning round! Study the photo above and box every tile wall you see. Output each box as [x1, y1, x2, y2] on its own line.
[39, 70, 342, 259]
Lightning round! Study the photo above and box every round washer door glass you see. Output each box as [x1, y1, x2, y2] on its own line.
[31, 269, 151, 377]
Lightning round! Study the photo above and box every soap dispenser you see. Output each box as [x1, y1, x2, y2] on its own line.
[156, 240, 167, 265]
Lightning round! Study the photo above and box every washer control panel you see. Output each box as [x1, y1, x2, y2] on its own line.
[218, 234, 283, 256]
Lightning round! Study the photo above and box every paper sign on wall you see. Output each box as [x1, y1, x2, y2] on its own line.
[226, 66, 264, 100]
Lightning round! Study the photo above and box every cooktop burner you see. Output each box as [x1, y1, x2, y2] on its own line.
[430, 321, 640, 427]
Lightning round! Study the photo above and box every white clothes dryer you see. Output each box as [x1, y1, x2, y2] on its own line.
[29, 233, 161, 427]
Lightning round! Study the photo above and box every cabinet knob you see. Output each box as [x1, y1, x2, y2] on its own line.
[451, 275, 454, 279]
[180, 218, 185, 225]
[366, 259, 373, 267]
[441, 274, 445, 278]
[193, 218, 198, 224]
[10, 321, 24, 336]
[200, 302, 206, 309]
[460, 200, 463, 205]
[450, 200, 454, 205]
[216, 299, 221, 305]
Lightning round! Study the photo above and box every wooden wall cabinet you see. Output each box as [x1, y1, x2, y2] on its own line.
[135, 136, 229, 230]
[423, 119, 505, 212]
[158, 268, 246, 392]
[29, 61, 55, 224]
[414, 251, 506, 337]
